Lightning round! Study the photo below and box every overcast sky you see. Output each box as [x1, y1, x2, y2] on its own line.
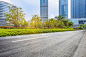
[0, 0, 59, 21]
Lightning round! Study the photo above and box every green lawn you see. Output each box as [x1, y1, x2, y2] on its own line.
[0, 28, 75, 37]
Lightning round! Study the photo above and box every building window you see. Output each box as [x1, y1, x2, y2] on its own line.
[79, 21, 84, 24]
[43, 0, 45, 3]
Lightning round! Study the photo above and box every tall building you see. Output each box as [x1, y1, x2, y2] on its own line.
[0, 1, 15, 26]
[59, 0, 86, 27]
[59, 0, 68, 19]
[59, 0, 86, 19]
[40, 0, 48, 22]
[71, 0, 75, 18]
[71, 0, 86, 18]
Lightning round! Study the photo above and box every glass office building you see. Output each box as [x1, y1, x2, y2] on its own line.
[59, 0, 86, 19]
[71, 0, 86, 18]
[40, 0, 48, 22]
[0, 1, 15, 26]
[59, 0, 86, 27]
[59, 0, 68, 19]
[71, 0, 75, 18]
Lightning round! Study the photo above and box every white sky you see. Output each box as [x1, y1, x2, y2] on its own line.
[0, 0, 71, 21]
[68, 0, 71, 19]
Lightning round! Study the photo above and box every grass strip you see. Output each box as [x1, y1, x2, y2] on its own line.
[0, 28, 75, 37]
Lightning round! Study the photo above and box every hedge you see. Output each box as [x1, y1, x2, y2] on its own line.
[0, 28, 75, 37]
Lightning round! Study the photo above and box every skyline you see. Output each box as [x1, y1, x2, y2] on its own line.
[0, 0, 59, 21]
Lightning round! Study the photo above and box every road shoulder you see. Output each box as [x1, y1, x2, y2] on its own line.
[73, 31, 86, 57]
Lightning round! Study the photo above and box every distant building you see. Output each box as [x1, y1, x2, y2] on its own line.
[59, 0, 86, 19]
[40, 0, 48, 22]
[0, 1, 15, 26]
[70, 0, 86, 27]
[69, 18, 86, 28]
[59, 0, 68, 19]
[59, 0, 86, 27]
[71, 0, 86, 18]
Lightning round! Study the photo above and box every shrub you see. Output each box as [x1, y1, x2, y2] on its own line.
[0, 28, 75, 37]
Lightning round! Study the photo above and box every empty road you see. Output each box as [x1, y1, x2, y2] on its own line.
[0, 30, 86, 57]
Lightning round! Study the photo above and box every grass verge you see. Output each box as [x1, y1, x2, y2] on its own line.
[0, 28, 75, 37]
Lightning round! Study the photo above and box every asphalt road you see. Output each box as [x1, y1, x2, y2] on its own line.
[0, 30, 86, 57]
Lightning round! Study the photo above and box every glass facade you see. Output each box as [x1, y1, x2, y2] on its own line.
[71, 0, 86, 18]
[71, 0, 74, 18]
[59, 0, 68, 19]
[0, 1, 15, 26]
[40, 0, 48, 22]
[79, 20, 86, 24]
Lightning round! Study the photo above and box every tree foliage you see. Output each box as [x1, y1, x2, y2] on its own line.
[55, 15, 65, 20]
[4, 6, 28, 27]
[75, 24, 86, 29]
[29, 15, 73, 29]
[30, 15, 42, 28]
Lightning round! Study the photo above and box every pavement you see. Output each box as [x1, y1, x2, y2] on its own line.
[0, 30, 86, 57]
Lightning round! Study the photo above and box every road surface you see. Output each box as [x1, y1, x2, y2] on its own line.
[0, 30, 86, 57]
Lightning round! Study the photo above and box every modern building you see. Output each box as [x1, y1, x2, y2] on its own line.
[59, 0, 86, 27]
[71, 0, 75, 18]
[59, 0, 68, 19]
[40, 0, 48, 22]
[0, 1, 15, 26]
[71, 0, 86, 27]
[69, 18, 86, 28]
[71, 0, 86, 18]
[59, 0, 86, 19]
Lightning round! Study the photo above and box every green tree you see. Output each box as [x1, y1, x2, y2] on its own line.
[63, 19, 70, 28]
[43, 20, 49, 28]
[55, 15, 65, 20]
[43, 19, 56, 28]
[4, 6, 26, 27]
[68, 22, 73, 27]
[21, 20, 28, 27]
[55, 15, 73, 28]
[56, 20, 65, 28]
[48, 19, 54, 28]
[54, 15, 65, 28]
[30, 15, 42, 28]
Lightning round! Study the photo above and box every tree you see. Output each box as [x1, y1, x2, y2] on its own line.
[48, 19, 54, 28]
[55, 15, 65, 20]
[43, 19, 55, 28]
[30, 15, 42, 28]
[4, 6, 26, 27]
[55, 15, 73, 28]
[22, 20, 28, 27]
[43, 20, 49, 28]
[56, 20, 65, 28]
[68, 22, 73, 27]
[63, 19, 69, 27]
